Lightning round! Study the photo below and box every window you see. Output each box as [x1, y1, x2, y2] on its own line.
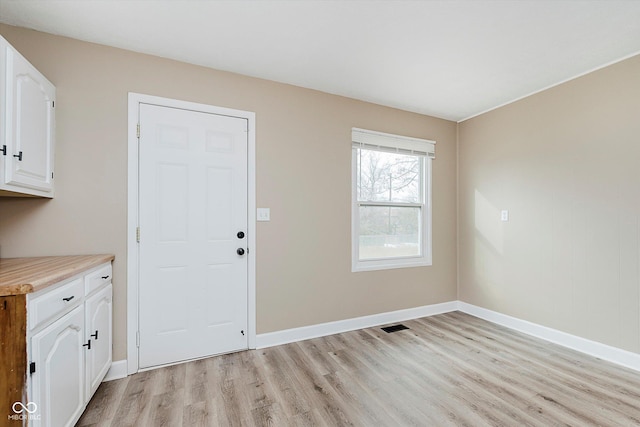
[351, 128, 435, 272]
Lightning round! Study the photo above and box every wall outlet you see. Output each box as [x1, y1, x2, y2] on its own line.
[257, 208, 271, 221]
[501, 210, 509, 222]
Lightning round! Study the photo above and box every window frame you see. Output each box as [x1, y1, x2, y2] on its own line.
[351, 129, 434, 272]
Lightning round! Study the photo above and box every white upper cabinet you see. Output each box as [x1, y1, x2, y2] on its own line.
[0, 35, 55, 197]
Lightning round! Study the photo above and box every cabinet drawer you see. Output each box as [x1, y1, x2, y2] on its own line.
[29, 277, 83, 331]
[85, 263, 112, 295]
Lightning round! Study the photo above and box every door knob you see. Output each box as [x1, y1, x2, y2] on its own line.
[237, 231, 245, 239]
[237, 248, 245, 256]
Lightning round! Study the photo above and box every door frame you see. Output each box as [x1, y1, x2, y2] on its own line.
[126, 92, 257, 375]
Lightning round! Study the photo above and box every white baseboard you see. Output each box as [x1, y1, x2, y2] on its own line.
[115, 300, 640, 376]
[103, 360, 128, 382]
[457, 301, 640, 372]
[256, 301, 458, 349]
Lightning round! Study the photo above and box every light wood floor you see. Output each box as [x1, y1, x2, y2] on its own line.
[78, 312, 640, 426]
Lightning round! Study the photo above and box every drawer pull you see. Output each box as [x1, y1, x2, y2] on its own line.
[83, 340, 91, 350]
[91, 330, 99, 340]
[101, 275, 110, 280]
[13, 151, 23, 161]
[62, 296, 75, 302]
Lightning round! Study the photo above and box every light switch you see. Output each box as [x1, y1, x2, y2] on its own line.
[257, 208, 271, 222]
[501, 210, 509, 222]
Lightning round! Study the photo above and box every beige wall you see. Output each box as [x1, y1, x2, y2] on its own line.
[0, 25, 458, 361]
[458, 54, 640, 353]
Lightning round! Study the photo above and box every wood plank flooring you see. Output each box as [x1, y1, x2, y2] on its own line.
[78, 312, 640, 426]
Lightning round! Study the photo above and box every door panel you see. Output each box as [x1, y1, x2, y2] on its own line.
[157, 163, 189, 241]
[207, 167, 233, 239]
[138, 103, 248, 368]
[206, 264, 235, 326]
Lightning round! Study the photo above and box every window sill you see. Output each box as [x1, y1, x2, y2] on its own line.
[352, 257, 432, 272]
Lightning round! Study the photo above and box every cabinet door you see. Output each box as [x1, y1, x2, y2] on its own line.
[84, 284, 112, 400]
[30, 305, 84, 427]
[4, 43, 55, 194]
[0, 38, 7, 188]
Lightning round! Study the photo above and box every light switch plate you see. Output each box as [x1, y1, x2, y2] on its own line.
[501, 210, 509, 222]
[257, 208, 271, 221]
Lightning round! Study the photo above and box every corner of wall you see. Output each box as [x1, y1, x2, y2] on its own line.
[455, 121, 461, 301]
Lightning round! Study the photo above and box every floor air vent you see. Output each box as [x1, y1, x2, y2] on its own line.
[381, 324, 409, 333]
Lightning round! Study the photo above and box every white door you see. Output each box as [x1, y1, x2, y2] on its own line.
[138, 103, 248, 368]
[30, 305, 85, 427]
[4, 44, 55, 192]
[84, 284, 112, 400]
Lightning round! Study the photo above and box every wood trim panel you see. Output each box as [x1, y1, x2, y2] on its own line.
[0, 294, 27, 424]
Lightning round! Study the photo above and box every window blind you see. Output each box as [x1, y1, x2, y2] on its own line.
[352, 128, 436, 158]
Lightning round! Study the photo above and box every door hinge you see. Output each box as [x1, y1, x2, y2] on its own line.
[136, 123, 140, 139]
[29, 362, 36, 375]
[52, 101, 55, 108]
[1, 145, 6, 156]
[51, 172, 54, 179]
[136, 331, 140, 347]
[136, 226, 140, 243]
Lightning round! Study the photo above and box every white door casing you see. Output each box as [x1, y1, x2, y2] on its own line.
[127, 94, 256, 374]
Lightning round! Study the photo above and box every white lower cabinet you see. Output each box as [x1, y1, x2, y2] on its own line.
[27, 263, 112, 427]
[85, 284, 113, 400]
[30, 306, 85, 427]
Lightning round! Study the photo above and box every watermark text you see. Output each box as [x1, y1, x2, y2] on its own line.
[8, 401, 40, 421]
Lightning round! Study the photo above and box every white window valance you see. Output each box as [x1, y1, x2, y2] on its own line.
[352, 128, 435, 159]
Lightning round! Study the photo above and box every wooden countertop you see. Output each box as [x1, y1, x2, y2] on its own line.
[0, 255, 115, 297]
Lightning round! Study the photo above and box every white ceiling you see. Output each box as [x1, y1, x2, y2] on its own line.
[1, 0, 640, 122]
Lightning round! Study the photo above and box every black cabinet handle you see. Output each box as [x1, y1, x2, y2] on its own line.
[13, 151, 22, 161]
[237, 248, 245, 256]
[91, 330, 99, 340]
[62, 296, 74, 302]
[101, 275, 110, 280]
[83, 340, 91, 350]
